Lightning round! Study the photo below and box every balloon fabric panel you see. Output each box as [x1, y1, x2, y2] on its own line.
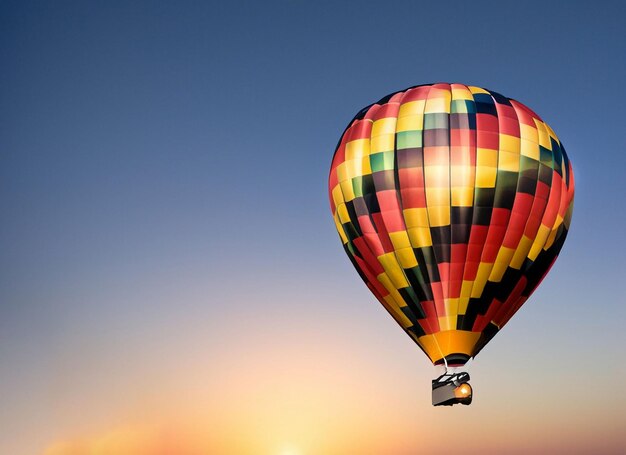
[329, 83, 574, 366]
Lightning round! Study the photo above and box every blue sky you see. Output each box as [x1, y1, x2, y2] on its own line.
[1, 1, 625, 454]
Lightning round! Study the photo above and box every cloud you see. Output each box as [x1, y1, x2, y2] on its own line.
[42, 425, 209, 455]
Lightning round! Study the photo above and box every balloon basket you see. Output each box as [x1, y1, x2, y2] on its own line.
[432, 371, 473, 406]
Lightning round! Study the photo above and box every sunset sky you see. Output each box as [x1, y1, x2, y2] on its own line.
[2, 1, 625, 454]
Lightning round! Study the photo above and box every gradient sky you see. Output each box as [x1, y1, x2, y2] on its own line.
[1, 1, 625, 454]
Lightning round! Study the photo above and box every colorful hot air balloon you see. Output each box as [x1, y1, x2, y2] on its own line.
[328, 83, 574, 405]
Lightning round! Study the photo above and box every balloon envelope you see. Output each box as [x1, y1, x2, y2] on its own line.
[328, 83, 574, 366]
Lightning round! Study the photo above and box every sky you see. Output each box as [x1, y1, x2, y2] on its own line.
[1, 0, 625, 454]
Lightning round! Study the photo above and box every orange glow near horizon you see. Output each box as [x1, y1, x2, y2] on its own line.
[29, 288, 626, 455]
[23, 281, 626, 455]
[36, 316, 626, 455]
[37, 318, 443, 455]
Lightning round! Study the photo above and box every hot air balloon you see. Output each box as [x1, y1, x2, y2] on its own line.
[328, 83, 574, 406]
